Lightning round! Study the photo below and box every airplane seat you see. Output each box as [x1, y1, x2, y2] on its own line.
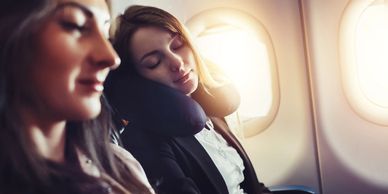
[269, 185, 315, 194]
[105, 75, 316, 194]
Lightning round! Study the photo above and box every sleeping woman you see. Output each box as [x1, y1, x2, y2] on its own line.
[105, 5, 272, 194]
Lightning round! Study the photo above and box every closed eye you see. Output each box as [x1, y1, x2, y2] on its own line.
[147, 59, 161, 69]
[55, 2, 93, 35]
[143, 54, 162, 70]
[60, 20, 88, 33]
[171, 35, 184, 50]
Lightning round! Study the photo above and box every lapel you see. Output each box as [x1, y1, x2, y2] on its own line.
[174, 135, 228, 194]
[210, 117, 262, 194]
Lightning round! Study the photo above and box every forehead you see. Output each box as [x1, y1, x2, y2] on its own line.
[133, 27, 172, 45]
[58, 0, 110, 19]
[131, 27, 173, 54]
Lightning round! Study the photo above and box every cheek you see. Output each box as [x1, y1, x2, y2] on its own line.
[37, 22, 85, 74]
[31, 47, 84, 115]
[34, 39, 81, 88]
[183, 50, 197, 68]
[32, 55, 79, 96]
[30, 66, 74, 105]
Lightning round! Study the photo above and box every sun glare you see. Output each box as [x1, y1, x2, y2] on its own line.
[195, 26, 273, 120]
[356, 1, 388, 107]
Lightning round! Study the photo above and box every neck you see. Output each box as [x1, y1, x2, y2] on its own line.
[21, 107, 67, 163]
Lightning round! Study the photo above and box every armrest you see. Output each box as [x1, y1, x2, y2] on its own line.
[268, 185, 316, 194]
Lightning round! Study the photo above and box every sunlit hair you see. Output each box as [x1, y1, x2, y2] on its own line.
[111, 5, 227, 90]
[0, 0, 150, 193]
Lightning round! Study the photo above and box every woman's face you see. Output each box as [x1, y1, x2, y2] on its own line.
[29, 0, 120, 121]
[130, 26, 199, 95]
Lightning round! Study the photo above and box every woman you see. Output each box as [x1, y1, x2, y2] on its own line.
[106, 5, 272, 194]
[0, 0, 154, 193]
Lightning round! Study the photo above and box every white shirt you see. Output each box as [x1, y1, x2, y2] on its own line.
[195, 119, 246, 194]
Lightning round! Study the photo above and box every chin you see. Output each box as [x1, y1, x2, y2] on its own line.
[88, 109, 102, 119]
[87, 104, 102, 119]
[181, 81, 198, 96]
[74, 101, 102, 120]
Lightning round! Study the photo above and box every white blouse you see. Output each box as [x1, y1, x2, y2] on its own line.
[194, 119, 246, 194]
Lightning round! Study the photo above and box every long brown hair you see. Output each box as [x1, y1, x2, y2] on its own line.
[0, 0, 151, 193]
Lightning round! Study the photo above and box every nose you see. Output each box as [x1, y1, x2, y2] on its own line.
[168, 52, 184, 72]
[92, 33, 121, 70]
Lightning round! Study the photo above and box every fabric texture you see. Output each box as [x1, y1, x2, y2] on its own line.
[76, 145, 155, 194]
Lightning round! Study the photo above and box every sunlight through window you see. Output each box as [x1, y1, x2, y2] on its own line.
[187, 8, 279, 136]
[356, 1, 388, 107]
[196, 26, 272, 120]
[340, 0, 388, 125]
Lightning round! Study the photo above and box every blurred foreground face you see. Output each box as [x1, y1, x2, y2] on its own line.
[130, 26, 199, 96]
[30, 0, 120, 121]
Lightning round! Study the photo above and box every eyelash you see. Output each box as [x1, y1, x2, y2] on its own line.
[148, 59, 161, 69]
[171, 36, 185, 50]
[172, 41, 184, 50]
[60, 21, 88, 33]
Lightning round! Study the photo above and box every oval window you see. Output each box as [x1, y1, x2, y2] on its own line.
[340, 0, 388, 125]
[186, 8, 279, 137]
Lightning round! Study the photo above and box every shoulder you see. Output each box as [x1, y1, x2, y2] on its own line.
[110, 143, 154, 191]
[110, 143, 141, 167]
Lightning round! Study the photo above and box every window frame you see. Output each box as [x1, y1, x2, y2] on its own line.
[186, 8, 280, 137]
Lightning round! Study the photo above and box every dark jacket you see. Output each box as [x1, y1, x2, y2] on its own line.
[121, 117, 271, 194]
[105, 75, 271, 194]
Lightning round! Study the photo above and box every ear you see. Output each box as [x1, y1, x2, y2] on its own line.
[105, 74, 207, 137]
[192, 83, 240, 117]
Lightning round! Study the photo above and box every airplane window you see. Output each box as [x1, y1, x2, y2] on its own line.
[356, 1, 388, 107]
[196, 26, 272, 118]
[186, 8, 279, 137]
[340, 0, 388, 125]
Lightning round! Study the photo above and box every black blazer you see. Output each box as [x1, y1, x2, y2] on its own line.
[121, 117, 271, 194]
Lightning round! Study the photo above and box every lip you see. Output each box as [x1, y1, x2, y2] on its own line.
[78, 78, 104, 93]
[174, 71, 192, 84]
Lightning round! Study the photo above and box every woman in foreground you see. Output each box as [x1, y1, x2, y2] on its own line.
[0, 0, 154, 193]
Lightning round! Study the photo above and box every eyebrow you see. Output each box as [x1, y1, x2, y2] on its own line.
[139, 34, 179, 63]
[55, 2, 94, 18]
[55, 1, 111, 28]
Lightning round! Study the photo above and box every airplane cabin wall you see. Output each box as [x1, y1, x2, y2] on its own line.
[303, 0, 388, 194]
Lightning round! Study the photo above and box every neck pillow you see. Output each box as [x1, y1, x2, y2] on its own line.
[192, 82, 240, 118]
[104, 74, 240, 137]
